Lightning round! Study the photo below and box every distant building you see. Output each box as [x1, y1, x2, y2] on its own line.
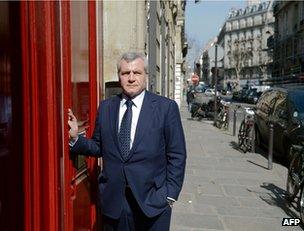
[200, 38, 224, 86]
[218, 1, 275, 89]
[272, 1, 304, 83]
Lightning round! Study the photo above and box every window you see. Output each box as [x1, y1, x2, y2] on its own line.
[226, 22, 231, 31]
[233, 20, 239, 30]
[71, 1, 90, 170]
[254, 15, 262, 25]
[257, 90, 277, 115]
[273, 92, 287, 121]
[240, 19, 246, 28]
[247, 17, 253, 27]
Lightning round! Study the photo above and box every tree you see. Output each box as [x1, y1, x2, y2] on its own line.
[186, 36, 202, 69]
[228, 39, 253, 89]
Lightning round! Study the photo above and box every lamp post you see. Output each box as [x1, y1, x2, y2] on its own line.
[213, 43, 218, 125]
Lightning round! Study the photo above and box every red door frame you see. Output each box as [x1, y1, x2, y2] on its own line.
[21, 1, 99, 230]
[88, 1, 99, 227]
[60, 2, 73, 230]
[20, 2, 61, 231]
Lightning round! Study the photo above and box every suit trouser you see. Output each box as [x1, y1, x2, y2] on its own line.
[102, 187, 172, 231]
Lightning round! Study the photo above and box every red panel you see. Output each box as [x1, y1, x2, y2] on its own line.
[88, 2, 98, 230]
[89, 1, 98, 118]
[20, 1, 100, 230]
[20, 3, 31, 231]
[21, 2, 61, 230]
[60, 2, 74, 231]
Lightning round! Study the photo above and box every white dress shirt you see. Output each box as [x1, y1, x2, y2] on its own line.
[118, 90, 145, 149]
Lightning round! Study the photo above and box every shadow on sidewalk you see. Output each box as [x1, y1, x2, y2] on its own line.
[229, 141, 284, 167]
[258, 182, 304, 229]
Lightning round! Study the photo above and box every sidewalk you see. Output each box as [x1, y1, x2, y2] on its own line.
[171, 102, 302, 231]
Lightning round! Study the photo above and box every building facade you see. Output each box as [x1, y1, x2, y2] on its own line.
[218, 1, 275, 89]
[103, 0, 187, 106]
[200, 37, 224, 86]
[272, 1, 304, 83]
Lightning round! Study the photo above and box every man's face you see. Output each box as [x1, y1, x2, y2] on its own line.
[119, 58, 147, 98]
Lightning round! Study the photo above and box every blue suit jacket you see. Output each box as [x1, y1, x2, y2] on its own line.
[71, 91, 186, 219]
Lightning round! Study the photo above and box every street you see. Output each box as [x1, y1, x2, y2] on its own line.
[170, 101, 302, 231]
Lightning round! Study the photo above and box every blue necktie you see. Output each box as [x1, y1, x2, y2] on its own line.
[119, 99, 133, 160]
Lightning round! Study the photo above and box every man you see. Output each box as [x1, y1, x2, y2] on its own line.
[186, 73, 202, 112]
[68, 52, 186, 230]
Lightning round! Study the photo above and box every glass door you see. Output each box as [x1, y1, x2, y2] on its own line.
[61, 1, 99, 230]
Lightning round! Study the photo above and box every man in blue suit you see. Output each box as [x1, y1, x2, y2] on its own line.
[68, 52, 186, 230]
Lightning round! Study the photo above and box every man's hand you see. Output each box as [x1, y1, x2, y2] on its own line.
[68, 108, 78, 139]
[166, 197, 175, 208]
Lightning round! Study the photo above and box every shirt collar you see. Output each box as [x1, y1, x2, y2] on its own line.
[121, 90, 145, 108]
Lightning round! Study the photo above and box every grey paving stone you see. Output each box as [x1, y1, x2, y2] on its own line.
[171, 213, 224, 230]
[215, 166, 258, 173]
[195, 195, 240, 207]
[237, 197, 272, 208]
[237, 178, 265, 186]
[192, 229, 225, 231]
[192, 164, 215, 171]
[223, 185, 255, 197]
[191, 204, 217, 215]
[196, 183, 225, 196]
[178, 192, 195, 203]
[171, 102, 299, 230]
[216, 206, 287, 218]
[187, 156, 219, 165]
[173, 201, 193, 213]
[216, 158, 233, 164]
[222, 216, 303, 231]
[210, 177, 239, 185]
[170, 226, 190, 231]
[184, 175, 212, 185]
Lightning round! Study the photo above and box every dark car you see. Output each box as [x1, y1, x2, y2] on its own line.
[255, 86, 304, 161]
[245, 89, 262, 104]
[232, 90, 240, 100]
[232, 88, 247, 101]
[220, 89, 227, 95]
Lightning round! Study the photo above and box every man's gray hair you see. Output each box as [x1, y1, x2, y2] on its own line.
[117, 52, 148, 74]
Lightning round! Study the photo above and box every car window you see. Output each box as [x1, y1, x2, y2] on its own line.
[257, 90, 277, 115]
[273, 92, 287, 120]
[289, 90, 304, 119]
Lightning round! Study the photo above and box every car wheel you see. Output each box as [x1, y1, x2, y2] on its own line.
[286, 151, 302, 202]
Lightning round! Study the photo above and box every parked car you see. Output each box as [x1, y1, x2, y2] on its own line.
[232, 88, 248, 101]
[232, 90, 241, 101]
[255, 86, 304, 161]
[221, 89, 227, 95]
[244, 89, 263, 104]
[239, 88, 251, 102]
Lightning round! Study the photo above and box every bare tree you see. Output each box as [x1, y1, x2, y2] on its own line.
[186, 36, 202, 69]
[228, 39, 253, 88]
